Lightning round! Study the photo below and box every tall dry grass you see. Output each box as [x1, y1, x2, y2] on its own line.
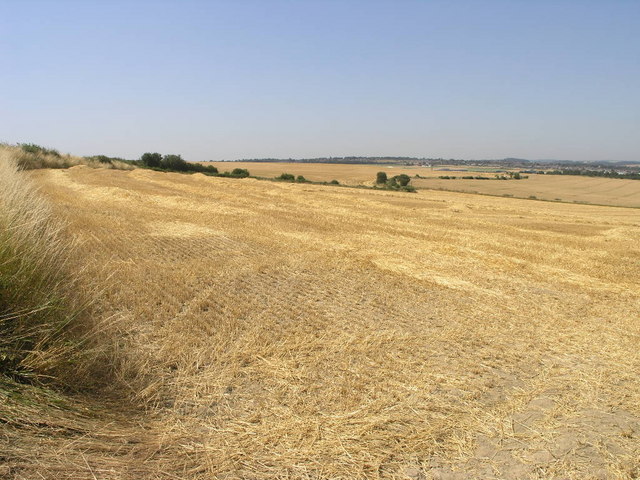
[2, 142, 134, 171]
[0, 147, 95, 385]
[0, 147, 171, 479]
[0, 142, 132, 386]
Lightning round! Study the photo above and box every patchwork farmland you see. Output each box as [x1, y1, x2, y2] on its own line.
[204, 161, 640, 207]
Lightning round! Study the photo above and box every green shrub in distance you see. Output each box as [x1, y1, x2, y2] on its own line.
[296, 175, 308, 183]
[202, 164, 219, 175]
[396, 174, 411, 187]
[161, 154, 189, 171]
[330, 179, 340, 185]
[376, 171, 388, 184]
[277, 173, 295, 181]
[141, 152, 162, 168]
[231, 168, 250, 178]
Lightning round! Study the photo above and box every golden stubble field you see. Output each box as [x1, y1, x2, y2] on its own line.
[204, 161, 425, 184]
[205, 162, 640, 208]
[28, 165, 640, 479]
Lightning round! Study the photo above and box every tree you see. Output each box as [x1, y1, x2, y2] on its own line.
[231, 168, 249, 178]
[277, 173, 295, 181]
[141, 152, 162, 168]
[396, 174, 411, 187]
[376, 171, 388, 184]
[161, 154, 188, 171]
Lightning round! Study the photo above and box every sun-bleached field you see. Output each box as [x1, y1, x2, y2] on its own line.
[25, 166, 640, 479]
[413, 174, 640, 208]
[204, 162, 640, 208]
[204, 161, 432, 184]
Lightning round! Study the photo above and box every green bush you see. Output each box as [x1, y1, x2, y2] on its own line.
[376, 171, 388, 184]
[231, 168, 250, 178]
[396, 174, 411, 187]
[141, 152, 162, 168]
[202, 164, 219, 175]
[329, 179, 340, 185]
[277, 173, 295, 182]
[296, 175, 308, 183]
[161, 154, 189, 171]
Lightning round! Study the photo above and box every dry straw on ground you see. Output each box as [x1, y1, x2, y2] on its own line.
[1, 153, 639, 479]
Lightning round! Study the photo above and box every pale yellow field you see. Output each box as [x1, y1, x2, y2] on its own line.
[205, 162, 640, 208]
[414, 174, 640, 208]
[205, 161, 437, 184]
[16, 166, 640, 478]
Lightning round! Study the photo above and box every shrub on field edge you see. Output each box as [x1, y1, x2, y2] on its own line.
[277, 173, 295, 182]
[231, 168, 250, 178]
[376, 171, 388, 184]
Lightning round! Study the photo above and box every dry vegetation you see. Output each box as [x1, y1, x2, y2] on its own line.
[2, 152, 639, 479]
[1, 143, 134, 171]
[204, 162, 640, 207]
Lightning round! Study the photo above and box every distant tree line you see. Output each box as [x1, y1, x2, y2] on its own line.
[438, 172, 527, 180]
[123, 153, 246, 178]
[138, 152, 220, 175]
[545, 169, 640, 180]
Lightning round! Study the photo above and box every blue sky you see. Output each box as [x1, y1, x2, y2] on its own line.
[1, 0, 638, 161]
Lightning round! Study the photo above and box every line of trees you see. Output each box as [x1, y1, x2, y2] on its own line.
[137, 153, 258, 178]
[438, 172, 527, 180]
[139, 152, 220, 174]
[545, 169, 640, 180]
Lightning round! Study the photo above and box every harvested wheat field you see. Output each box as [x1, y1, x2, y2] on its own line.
[204, 161, 438, 185]
[205, 162, 640, 208]
[412, 175, 640, 208]
[17, 165, 640, 479]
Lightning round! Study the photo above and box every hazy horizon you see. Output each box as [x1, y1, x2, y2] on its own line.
[2, 0, 639, 162]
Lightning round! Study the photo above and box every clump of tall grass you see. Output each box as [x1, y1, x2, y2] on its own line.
[1, 143, 134, 170]
[0, 148, 89, 384]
